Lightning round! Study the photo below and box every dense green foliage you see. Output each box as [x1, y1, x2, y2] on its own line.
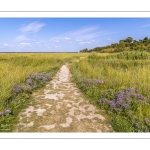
[70, 51, 150, 132]
[80, 37, 150, 53]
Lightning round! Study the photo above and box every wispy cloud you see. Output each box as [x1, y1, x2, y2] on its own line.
[51, 25, 114, 43]
[53, 40, 59, 43]
[78, 40, 99, 45]
[3, 44, 13, 47]
[20, 43, 30, 45]
[14, 21, 45, 43]
[79, 41, 91, 45]
[139, 23, 150, 28]
[107, 38, 111, 40]
[19, 21, 45, 33]
[64, 37, 71, 40]
[55, 46, 60, 48]
[18, 42, 31, 48]
[76, 39, 82, 42]
[15, 35, 28, 42]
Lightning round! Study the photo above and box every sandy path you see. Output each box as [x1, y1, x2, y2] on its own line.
[14, 64, 113, 132]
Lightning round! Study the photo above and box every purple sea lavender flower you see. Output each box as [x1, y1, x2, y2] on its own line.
[133, 115, 137, 119]
[125, 97, 131, 102]
[133, 94, 146, 100]
[5, 109, 11, 114]
[126, 88, 136, 94]
[26, 78, 32, 85]
[110, 101, 116, 108]
[98, 98, 105, 103]
[101, 98, 110, 104]
[84, 79, 104, 86]
[115, 100, 123, 106]
[0, 112, 4, 116]
[122, 103, 129, 109]
[135, 123, 140, 128]
[96, 79, 104, 84]
[128, 110, 132, 115]
[145, 119, 150, 125]
[116, 91, 124, 101]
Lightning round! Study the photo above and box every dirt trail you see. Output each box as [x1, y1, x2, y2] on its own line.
[14, 64, 113, 132]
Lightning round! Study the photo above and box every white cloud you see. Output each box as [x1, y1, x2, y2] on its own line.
[51, 25, 114, 42]
[3, 44, 13, 47]
[35, 40, 45, 44]
[107, 38, 111, 40]
[79, 42, 85, 45]
[15, 35, 28, 42]
[76, 39, 82, 42]
[18, 43, 31, 48]
[19, 21, 45, 33]
[55, 46, 60, 48]
[20, 43, 30, 45]
[53, 40, 59, 43]
[79, 41, 91, 45]
[64, 37, 71, 40]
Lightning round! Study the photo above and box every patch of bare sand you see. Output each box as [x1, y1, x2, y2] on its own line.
[14, 63, 113, 132]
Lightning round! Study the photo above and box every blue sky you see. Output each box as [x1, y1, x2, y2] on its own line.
[0, 18, 150, 52]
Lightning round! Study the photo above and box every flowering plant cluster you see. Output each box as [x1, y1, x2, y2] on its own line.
[98, 88, 146, 112]
[13, 72, 52, 94]
[0, 72, 52, 118]
[98, 88, 150, 132]
[83, 78, 104, 86]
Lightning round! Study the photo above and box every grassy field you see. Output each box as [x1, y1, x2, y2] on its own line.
[0, 53, 88, 131]
[70, 51, 150, 132]
[1, 52, 150, 132]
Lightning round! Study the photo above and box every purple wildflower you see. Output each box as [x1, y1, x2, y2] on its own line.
[133, 115, 137, 119]
[133, 94, 146, 100]
[128, 110, 132, 115]
[26, 78, 32, 85]
[5, 109, 11, 114]
[145, 119, 150, 125]
[122, 104, 129, 109]
[115, 100, 123, 106]
[84, 79, 104, 86]
[110, 101, 116, 108]
[135, 123, 140, 128]
[0, 112, 4, 116]
[98, 98, 110, 104]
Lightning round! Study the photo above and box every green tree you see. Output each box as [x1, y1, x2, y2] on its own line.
[125, 37, 133, 44]
[119, 40, 125, 51]
[144, 37, 149, 41]
[80, 48, 89, 53]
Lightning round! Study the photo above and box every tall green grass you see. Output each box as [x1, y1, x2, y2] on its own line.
[0, 53, 88, 131]
[70, 51, 150, 132]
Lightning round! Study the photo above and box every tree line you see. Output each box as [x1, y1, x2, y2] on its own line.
[80, 37, 150, 53]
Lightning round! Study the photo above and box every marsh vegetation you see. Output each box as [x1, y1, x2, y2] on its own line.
[0, 52, 150, 132]
[70, 51, 150, 132]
